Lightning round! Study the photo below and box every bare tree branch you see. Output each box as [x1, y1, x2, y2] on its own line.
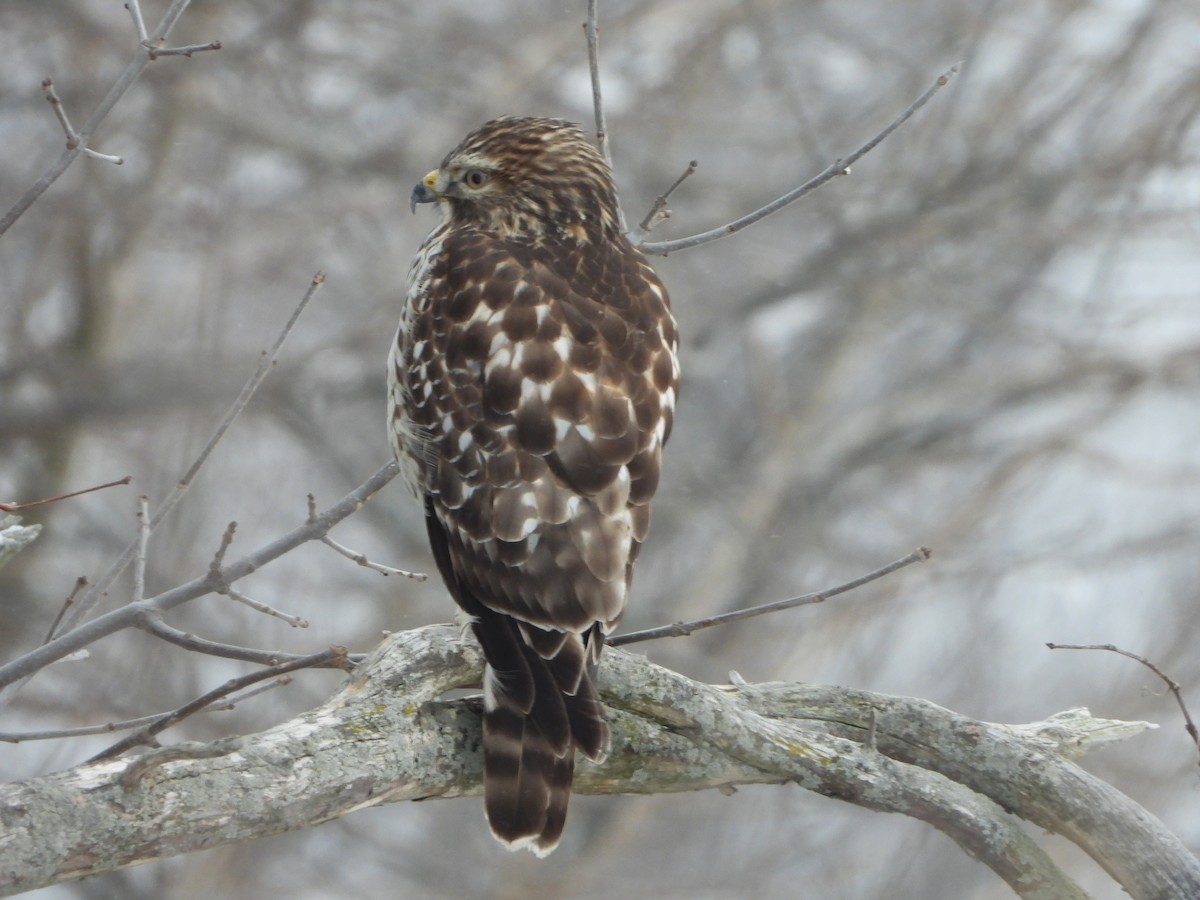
[0, 460, 399, 693]
[39, 78, 124, 164]
[0, 0, 203, 237]
[1, 626, 1192, 898]
[125, 0, 151, 43]
[584, 1, 613, 173]
[627, 159, 698, 246]
[30, 272, 325, 658]
[0, 676, 291, 744]
[0, 475, 131, 513]
[611, 547, 930, 646]
[223, 586, 309, 628]
[132, 496, 149, 605]
[584, 0, 628, 234]
[308, 493, 428, 580]
[43, 577, 87, 644]
[136, 609, 356, 666]
[638, 63, 961, 255]
[145, 40, 222, 60]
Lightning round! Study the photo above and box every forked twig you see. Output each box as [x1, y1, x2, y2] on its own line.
[0, 0, 204, 237]
[628, 160, 699, 245]
[307, 494, 428, 580]
[611, 547, 931, 646]
[0, 461, 398, 692]
[50, 273, 325, 644]
[204, 522, 309, 626]
[638, 63, 962, 256]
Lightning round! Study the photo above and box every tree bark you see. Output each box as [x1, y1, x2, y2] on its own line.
[0, 625, 1195, 898]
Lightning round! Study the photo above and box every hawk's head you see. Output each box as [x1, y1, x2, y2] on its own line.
[410, 116, 621, 241]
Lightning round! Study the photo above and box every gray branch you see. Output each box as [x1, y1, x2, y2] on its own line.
[1, 625, 1195, 898]
[0, 461, 398, 694]
[0, 0, 201, 237]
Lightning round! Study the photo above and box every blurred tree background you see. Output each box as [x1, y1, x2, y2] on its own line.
[2, 1, 1198, 897]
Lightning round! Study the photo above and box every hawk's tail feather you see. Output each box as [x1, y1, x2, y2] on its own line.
[523, 622, 609, 761]
[478, 620, 609, 855]
[482, 677, 575, 856]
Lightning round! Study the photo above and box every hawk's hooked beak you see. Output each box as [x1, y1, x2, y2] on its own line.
[410, 170, 440, 214]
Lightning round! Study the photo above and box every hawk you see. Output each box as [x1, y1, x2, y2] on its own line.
[388, 116, 679, 855]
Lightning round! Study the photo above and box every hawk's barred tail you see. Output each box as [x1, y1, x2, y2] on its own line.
[480, 650, 602, 855]
[425, 499, 610, 854]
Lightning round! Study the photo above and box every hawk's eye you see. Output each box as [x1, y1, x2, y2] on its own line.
[464, 169, 489, 188]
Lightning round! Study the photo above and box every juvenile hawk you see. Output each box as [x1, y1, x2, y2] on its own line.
[389, 116, 679, 855]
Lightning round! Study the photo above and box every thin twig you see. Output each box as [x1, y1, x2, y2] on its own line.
[1, 713, 168, 743]
[132, 496, 150, 604]
[201, 522, 308, 626]
[224, 587, 308, 628]
[41, 79, 79, 149]
[321, 536, 429, 581]
[584, 0, 628, 233]
[320, 535, 428, 580]
[0, 678, 286, 743]
[138, 610, 361, 666]
[126, 0, 150, 43]
[42, 74, 125, 163]
[638, 160, 697, 231]
[46, 273, 324, 645]
[0, 475, 131, 512]
[146, 40, 222, 59]
[1047, 642, 1200, 763]
[43, 577, 88, 644]
[307, 493, 427, 580]
[208, 522, 237, 576]
[639, 63, 962, 256]
[89, 647, 349, 763]
[0, 0, 199, 237]
[0, 461, 398, 692]
[584, 1, 612, 172]
[611, 547, 931, 646]
[628, 160, 698, 245]
[83, 148, 125, 165]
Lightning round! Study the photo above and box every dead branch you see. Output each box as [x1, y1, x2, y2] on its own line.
[637, 63, 961, 256]
[0, 475, 131, 513]
[0, 625, 1193, 898]
[308, 493, 428, 580]
[136, 609, 359, 667]
[611, 547, 930, 646]
[0, 460, 399, 694]
[38, 272, 325, 652]
[0, 0, 205, 236]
